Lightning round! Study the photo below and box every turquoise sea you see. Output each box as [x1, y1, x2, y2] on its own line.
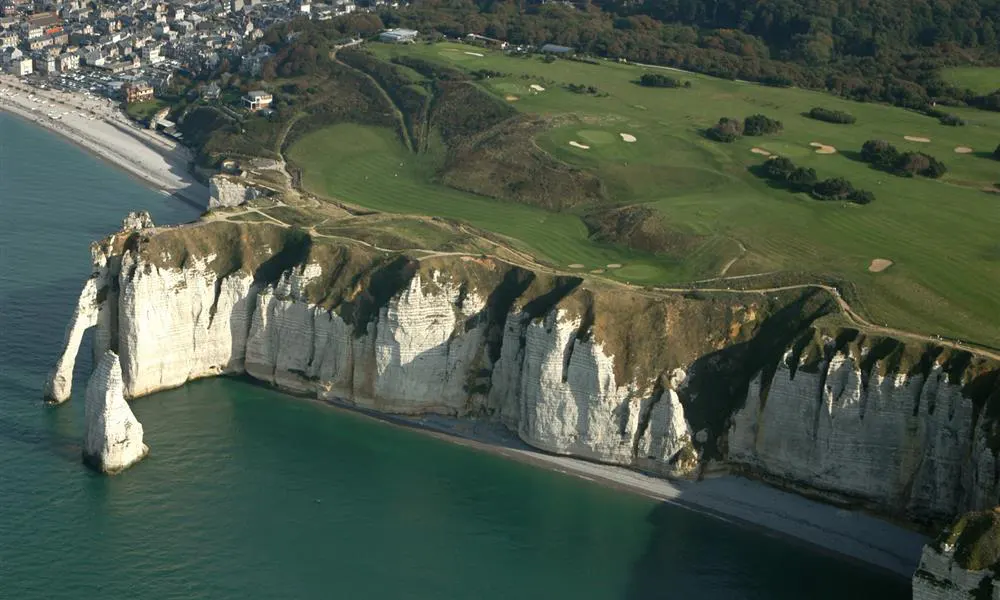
[0, 112, 909, 599]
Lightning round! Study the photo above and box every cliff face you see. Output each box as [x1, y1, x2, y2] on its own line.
[48, 221, 1000, 518]
[729, 339, 1000, 520]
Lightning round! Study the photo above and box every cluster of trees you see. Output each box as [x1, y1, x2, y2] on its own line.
[366, 0, 1000, 113]
[807, 107, 856, 124]
[636, 73, 689, 88]
[860, 140, 947, 178]
[706, 114, 782, 141]
[757, 157, 874, 204]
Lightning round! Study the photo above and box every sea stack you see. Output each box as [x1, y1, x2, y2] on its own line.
[83, 350, 148, 474]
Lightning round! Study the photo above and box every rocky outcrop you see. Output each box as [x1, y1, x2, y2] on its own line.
[208, 175, 268, 209]
[913, 511, 1000, 599]
[121, 211, 154, 231]
[48, 220, 1000, 521]
[83, 351, 148, 473]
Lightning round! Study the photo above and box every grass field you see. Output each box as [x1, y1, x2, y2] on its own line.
[289, 42, 1000, 347]
[125, 99, 168, 121]
[940, 66, 1000, 94]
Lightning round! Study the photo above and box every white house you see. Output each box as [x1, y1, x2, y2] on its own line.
[8, 56, 33, 75]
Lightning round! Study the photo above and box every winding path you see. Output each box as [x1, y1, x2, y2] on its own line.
[213, 200, 1000, 362]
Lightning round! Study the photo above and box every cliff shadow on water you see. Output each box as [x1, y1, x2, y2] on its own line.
[623, 503, 910, 599]
[682, 289, 835, 458]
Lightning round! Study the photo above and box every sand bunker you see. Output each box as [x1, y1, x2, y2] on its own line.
[868, 258, 894, 273]
[809, 142, 837, 154]
[568, 263, 585, 269]
[530, 84, 546, 92]
[619, 133, 637, 143]
[569, 141, 590, 150]
[751, 147, 772, 156]
[606, 263, 623, 269]
[464, 51, 484, 57]
[955, 146, 974, 154]
[904, 136, 931, 143]
[504, 95, 519, 102]
[590, 269, 605, 274]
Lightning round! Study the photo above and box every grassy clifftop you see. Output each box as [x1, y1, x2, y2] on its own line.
[937, 510, 1000, 572]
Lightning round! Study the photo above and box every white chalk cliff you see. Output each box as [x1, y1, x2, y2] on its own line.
[83, 351, 148, 473]
[48, 221, 1000, 538]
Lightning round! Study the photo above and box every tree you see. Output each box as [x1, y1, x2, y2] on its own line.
[812, 177, 856, 200]
[706, 117, 743, 142]
[861, 139, 899, 169]
[849, 189, 875, 204]
[893, 152, 932, 177]
[743, 114, 783, 136]
[762, 156, 796, 180]
[787, 167, 818, 191]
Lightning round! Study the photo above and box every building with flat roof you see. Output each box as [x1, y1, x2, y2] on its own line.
[379, 28, 417, 43]
[242, 90, 272, 111]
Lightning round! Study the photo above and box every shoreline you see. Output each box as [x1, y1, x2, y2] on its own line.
[4, 74, 924, 582]
[235, 380, 926, 580]
[0, 74, 207, 207]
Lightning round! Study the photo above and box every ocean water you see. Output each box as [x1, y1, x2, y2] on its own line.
[0, 112, 910, 599]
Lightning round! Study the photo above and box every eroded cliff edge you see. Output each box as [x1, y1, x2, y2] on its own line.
[47, 220, 1000, 525]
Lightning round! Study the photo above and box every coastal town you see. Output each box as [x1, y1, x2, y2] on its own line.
[0, 0, 403, 199]
[1, 0, 376, 89]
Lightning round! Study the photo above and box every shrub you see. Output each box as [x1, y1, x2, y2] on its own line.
[470, 69, 505, 80]
[638, 73, 683, 88]
[566, 83, 600, 95]
[898, 152, 947, 178]
[939, 114, 966, 126]
[812, 177, 856, 200]
[850, 189, 875, 204]
[994, 144, 1000, 160]
[743, 114, 783, 136]
[807, 107, 856, 124]
[706, 117, 743, 142]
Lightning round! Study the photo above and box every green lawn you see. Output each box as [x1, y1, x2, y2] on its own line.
[291, 42, 1000, 346]
[940, 66, 1000, 94]
[287, 124, 717, 282]
[125, 99, 168, 121]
